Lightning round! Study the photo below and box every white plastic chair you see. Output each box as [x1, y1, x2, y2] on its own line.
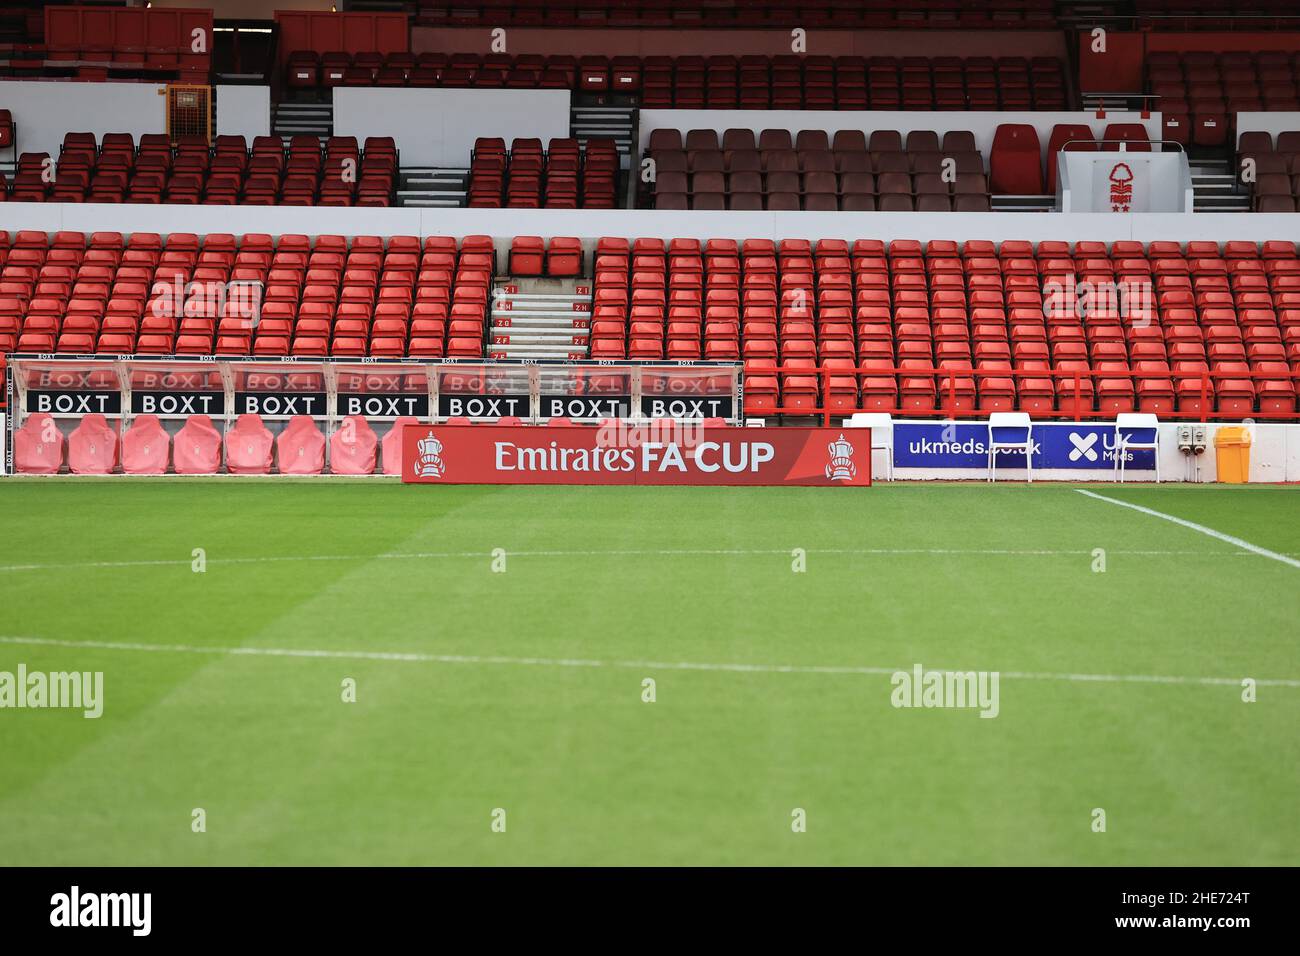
[845, 412, 894, 480]
[1115, 413, 1160, 483]
[987, 412, 1033, 482]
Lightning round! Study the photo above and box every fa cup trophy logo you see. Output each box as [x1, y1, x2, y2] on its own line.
[825, 433, 856, 481]
[416, 431, 445, 478]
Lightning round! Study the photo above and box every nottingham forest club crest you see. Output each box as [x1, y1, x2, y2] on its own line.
[825, 433, 856, 481]
[415, 431, 445, 478]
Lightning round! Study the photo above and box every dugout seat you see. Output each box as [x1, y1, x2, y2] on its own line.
[276, 415, 326, 475]
[328, 415, 378, 475]
[224, 413, 274, 474]
[67, 413, 119, 474]
[173, 414, 222, 475]
[382, 416, 416, 475]
[13, 413, 65, 474]
[121, 414, 171, 474]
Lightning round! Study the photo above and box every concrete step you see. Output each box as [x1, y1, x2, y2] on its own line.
[1194, 199, 1251, 211]
[403, 169, 468, 181]
[397, 188, 465, 199]
[489, 331, 591, 346]
[272, 103, 333, 138]
[491, 309, 592, 322]
[488, 345, 590, 359]
[493, 290, 593, 301]
[992, 194, 1056, 212]
[400, 198, 463, 207]
[491, 315, 592, 330]
[494, 279, 592, 296]
[396, 164, 468, 207]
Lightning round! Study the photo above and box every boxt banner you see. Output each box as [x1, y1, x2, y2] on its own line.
[401, 423, 871, 487]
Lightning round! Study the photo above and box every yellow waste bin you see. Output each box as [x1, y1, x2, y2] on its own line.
[1214, 426, 1252, 483]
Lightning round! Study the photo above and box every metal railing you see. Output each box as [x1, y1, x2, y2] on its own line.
[739, 361, 1300, 425]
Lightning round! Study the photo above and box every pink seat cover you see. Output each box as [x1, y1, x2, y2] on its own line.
[173, 414, 222, 475]
[14, 413, 65, 474]
[328, 414, 377, 475]
[67, 413, 119, 474]
[276, 414, 325, 475]
[382, 416, 416, 475]
[224, 413, 274, 474]
[121, 414, 170, 474]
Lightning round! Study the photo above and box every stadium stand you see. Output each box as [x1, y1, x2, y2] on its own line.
[285, 51, 1069, 110]
[645, 127, 991, 211]
[0, 134, 396, 206]
[0, 230, 495, 360]
[411, 0, 1061, 29]
[1136, 1, 1300, 30]
[467, 137, 620, 208]
[1147, 51, 1300, 148]
[3, 231, 1300, 421]
[1237, 130, 1300, 211]
[0, 5, 214, 82]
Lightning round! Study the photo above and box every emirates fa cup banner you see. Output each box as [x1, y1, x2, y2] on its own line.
[402, 423, 871, 486]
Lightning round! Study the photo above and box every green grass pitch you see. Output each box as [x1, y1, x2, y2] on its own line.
[0, 479, 1296, 866]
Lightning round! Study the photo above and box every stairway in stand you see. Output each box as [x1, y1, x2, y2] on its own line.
[272, 101, 333, 147]
[488, 277, 593, 360]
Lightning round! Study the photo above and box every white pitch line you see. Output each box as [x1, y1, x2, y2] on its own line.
[1076, 489, 1300, 570]
[0, 546, 1265, 574]
[1, 635, 1296, 688]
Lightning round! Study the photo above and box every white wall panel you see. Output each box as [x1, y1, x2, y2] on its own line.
[3, 202, 1298, 250]
[1235, 111, 1300, 144]
[333, 88, 571, 167]
[0, 81, 167, 158]
[215, 85, 270, 141]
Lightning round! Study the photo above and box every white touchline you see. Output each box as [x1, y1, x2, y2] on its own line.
[0, 546, 1268, 574]
[0, 635, 1296, 688]
[1076, 489, 1300, 570]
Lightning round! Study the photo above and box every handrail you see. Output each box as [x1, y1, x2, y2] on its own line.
[738, 361, 1300, 425]
[1059, 138, 1184, 154]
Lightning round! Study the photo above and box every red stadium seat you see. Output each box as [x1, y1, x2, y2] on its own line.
[1045, 124, 1095, 194]
[511, 236, 545, 275]
[547, 238, 583, 276]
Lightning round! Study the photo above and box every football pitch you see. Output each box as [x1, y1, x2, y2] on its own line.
[0, 479, 1296, 866]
